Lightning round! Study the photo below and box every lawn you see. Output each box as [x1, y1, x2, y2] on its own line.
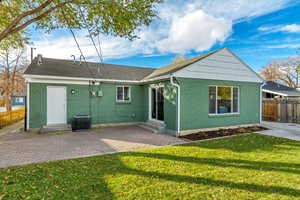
[1, 134, 300, 200]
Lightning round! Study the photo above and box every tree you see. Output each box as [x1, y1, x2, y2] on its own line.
[260, 56, 300, 88]
[0, 46, 27, 111]
[0, 0, 161, 43]
[260, 62, 282, 81]
[172, 55, 186, 64]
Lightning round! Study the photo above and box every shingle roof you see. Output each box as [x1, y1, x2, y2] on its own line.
[143, 48, 222, 80]
[26, 47, 255, 83]
[263, 81, 300, 97]
[12, 92, 26, 97]
[24, 57, 155, 81]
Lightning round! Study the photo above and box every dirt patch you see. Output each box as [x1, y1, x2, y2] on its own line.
[179, 126, 268, 141]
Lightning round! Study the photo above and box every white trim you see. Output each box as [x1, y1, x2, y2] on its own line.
[148, 85, 165, 122]
[174, 75, 262, 83]
[26, 78, 91, 85]
[208, 113, 240, 116]
[24, 74, 171, 84]
[170, 75, 180, 135]
[116, 85, 131, 103]
[262, 89, 288, 97]
[148, 87, 151, 120]
[260, 82, 266, 123]
[209, 85, 240, 115]
[26, 82, 30, 130]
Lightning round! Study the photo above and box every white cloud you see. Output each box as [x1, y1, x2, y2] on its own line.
[30, 31, 157, 60]
[280, 24, 300, 32]
[266, 43, 300, 49]
[258, 24, 300, 33]
[157, 10, 232, 53]
[30, 0, 295, 60]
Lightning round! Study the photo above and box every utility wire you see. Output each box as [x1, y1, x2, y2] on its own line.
[60, 9, 95, 117]
[60, 9, 96, 80]
[78, 7, 104, 77]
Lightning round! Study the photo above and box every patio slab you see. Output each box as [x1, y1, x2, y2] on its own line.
[260, 121, 300, 141]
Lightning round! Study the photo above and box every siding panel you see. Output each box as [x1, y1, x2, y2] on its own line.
[175, 48, 262, 83]
[179, 78, 260, 131]
[29, 83, 146, 128]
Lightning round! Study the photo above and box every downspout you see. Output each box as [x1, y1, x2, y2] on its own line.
[260, 81, 266, 123]
[170, 75, 180, 136]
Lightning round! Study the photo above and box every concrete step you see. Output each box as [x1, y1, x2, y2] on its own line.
[40, 124, 71, 133]
[138, 124, 159, 133]
[146, 120, 165, 128]
[138, 121, 166, 133]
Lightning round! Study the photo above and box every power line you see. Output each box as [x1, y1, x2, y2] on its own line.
[60, 9, 96, 80]
[60, 9, 95, 117]
[78, 6, 104, 77]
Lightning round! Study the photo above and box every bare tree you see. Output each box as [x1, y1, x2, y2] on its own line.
[260, 56, 300, 88]
[172, 55, 186, 64]
[0, 47, 27, 111]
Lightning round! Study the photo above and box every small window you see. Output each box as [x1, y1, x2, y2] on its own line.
[116, 86, 131, 102]
[209, 86, 239, 115]
[16, 97, 24, 103]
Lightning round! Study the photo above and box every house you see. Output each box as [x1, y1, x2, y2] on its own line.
[24, 47, 263, 135]
[12, 92, 26, 106]
[262, 81, 300, 100]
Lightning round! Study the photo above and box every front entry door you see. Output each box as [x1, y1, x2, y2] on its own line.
[47, 86, 67, 125]
[151, 87, 164, 121]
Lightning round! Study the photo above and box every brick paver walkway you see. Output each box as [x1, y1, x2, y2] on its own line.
[0, 125, 185, 168]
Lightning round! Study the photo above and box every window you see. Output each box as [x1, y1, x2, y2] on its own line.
[16, 97, 24, 103]
[116, 86, 131, 102]
[209, 86, 239, 114]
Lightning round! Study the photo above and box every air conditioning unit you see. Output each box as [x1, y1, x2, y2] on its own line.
[71, 115, 91, 131]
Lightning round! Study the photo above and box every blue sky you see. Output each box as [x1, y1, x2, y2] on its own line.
[29, 0, 300, 72]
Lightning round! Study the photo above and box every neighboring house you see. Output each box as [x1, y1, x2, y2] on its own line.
[24, 47, 263, 135]
[262, 81, 300, 100]
[12, 92, 26, 106]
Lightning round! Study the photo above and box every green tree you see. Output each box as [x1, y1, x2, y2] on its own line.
[0, 0, 161, 43]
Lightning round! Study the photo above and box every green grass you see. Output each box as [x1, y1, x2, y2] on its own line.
[1, 133, 300, 200]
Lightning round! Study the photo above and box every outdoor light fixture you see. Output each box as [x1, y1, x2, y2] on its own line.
[71, 89, 76, 94]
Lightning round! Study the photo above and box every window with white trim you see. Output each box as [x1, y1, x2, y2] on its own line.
[15, 97, 24, 103]
[209, 86, 239, 114]
[116, 86, 131, 102]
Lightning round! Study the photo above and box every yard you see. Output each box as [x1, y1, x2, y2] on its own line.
[1, 133, 300, 200]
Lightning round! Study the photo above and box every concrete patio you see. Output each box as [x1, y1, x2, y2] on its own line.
[260, 121, 300, 141]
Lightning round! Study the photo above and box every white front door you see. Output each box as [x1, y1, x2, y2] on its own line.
[47, 86, 67, 125]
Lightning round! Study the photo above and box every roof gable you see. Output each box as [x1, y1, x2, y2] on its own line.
[173, 48, 263, 83]
[143, 49, 219, 80]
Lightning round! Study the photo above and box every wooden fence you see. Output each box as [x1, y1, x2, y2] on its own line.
[262, 99, 300, 123]
[0, 99, 4, 107]
[0, 107, 25, 129]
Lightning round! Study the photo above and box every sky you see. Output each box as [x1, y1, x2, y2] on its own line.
[28, 0, 300, 72]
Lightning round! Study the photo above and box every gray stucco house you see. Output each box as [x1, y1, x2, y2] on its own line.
[24, 47, 263, 135]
